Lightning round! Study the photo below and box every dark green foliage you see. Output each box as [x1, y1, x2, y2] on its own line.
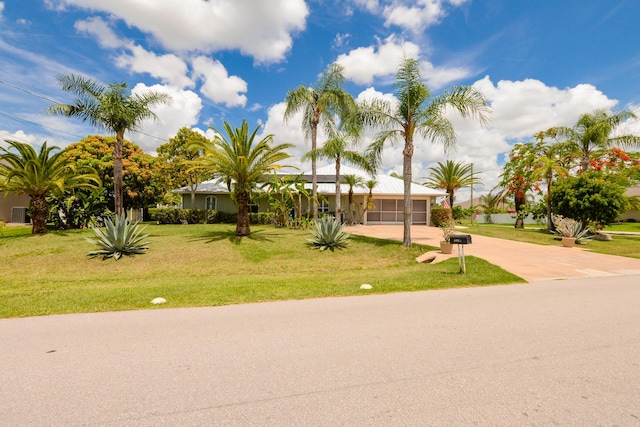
[430, 206, 453, 227]
[148, 208, 274, 225]
[307, 216, 350, 251]
[551, 172, 627, 226]
[48, 189, 108, 229]
[451, 206, 474, 222]
[86, 213, 150, 260]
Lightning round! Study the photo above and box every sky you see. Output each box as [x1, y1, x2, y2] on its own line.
[1, 0, 640, 201]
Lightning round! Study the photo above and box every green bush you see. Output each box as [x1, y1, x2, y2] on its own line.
[249, 212, 275, 225]
[149, 209, 273, 225]
[431, 206, 452, 227]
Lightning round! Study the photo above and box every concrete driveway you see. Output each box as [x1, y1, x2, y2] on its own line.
[346, 225, 640, 282]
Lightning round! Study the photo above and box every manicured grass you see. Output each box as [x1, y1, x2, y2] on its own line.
[603, 222, 640, 233]
[464, 224, 640, 259]
[0, 224, 524, 318]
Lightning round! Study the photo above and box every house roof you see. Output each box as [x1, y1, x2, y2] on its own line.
[173, 164, 447, 198]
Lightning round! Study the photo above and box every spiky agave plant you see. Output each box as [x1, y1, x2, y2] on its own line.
[86, 212, 150, 260]
[307, 216, 350, 251]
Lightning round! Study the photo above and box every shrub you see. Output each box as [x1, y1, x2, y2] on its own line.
[307, 216, 350, 251]
[431, 206, 452, 227]
[86, 212, 150, 260]
[552, 215, 592, 244]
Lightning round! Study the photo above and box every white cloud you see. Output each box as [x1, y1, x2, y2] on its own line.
[51, 0, 309, 63]
[336, 35, 420, 85]
[191, 56, 248, 108]
[383, 0, 469, 33]
[131, 84, 203, 153]
[74, 17, 123, 49]
[117, 46, 194, 89]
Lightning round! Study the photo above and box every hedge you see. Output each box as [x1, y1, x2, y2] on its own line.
[148, 208, 275, 225]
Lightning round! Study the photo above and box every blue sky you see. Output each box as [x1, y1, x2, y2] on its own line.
[1, 0, 639, 197]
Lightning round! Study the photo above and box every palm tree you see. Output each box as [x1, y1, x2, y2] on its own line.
[360, 57, 490, 246]
[423, 160, 482, 208]
[199, 120, 293, 236]
[283, 63, 357, 220]
[49, 74, 171, 215]
[553, 109, 639, 173]
[361, 179, 378, 222]
[0, 140, 100, 234]
[342, 174, 364, 225]
[303, 129, 373, 218]
[477, 188, 506, 224]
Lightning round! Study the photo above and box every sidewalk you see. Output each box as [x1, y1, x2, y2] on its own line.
[346, 225, 640, 282]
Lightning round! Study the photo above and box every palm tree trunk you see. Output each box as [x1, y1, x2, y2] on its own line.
[29, 195, 48, 234]
[546, 176, 553, 231]
[311, 114, 319, 221]
[114, 131, 125, 216]
[402, 141, 413, 246]
[335, 157, 341, 220]
[236, 191, 251, 236]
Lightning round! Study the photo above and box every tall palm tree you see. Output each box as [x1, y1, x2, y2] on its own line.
[0, 140, 100, 234]
[342, 174, 364, 225]
[360, 57, 490, 246]
[554, 109, 639, 173]
[283, 63, 357, 220]
[361, 179, 378, 222]
[49, 73, 171, 215]
[423, 160, 482, 208]
[303, 129, 373, 217]
[199, 120, 293, 236]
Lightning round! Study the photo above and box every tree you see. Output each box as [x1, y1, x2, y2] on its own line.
[499, 142, 541, 228]
[361, 179, 378, 222]
[303, 129, 373, 218]
[283, 63, 356, 220]
[342, 174, 364, 225]
[199, 120, 293, 236]
[62, 135, 163, 211]
[553, 109, 639, 173]
[423, 160, 482, 208]
[155, 127, 211, 208]
[477, 188, 506, 224]
[551, 171, 627, 227]
[360, 57, 490, 245]
[0, 140, 99, 234]
[49, 74, 171, 215]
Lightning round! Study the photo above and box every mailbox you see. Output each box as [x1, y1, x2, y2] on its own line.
[450, 234, 472, 244]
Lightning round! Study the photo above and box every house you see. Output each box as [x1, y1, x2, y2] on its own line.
[173, 164, 447, 226]
[620, 185, 640, 222]
[0, 193, 31, 223]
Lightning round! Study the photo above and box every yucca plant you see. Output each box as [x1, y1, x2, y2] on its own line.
[86, 212, 150, 260]
[307, 216, 350, 251]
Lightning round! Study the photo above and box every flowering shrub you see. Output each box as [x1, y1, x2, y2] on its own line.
[439, 218, 456, 243]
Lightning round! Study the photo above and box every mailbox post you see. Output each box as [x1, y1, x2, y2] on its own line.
[449, 234, 472, 274]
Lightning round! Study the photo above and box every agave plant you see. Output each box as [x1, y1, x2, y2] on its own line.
[86, 212, 150, 260]
[307, 216, 350, 251]
[552, 215, 592, 244]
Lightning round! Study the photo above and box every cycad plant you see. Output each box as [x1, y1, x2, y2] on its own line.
[307, 216, 350, 251]
[86, 212, 150, 260]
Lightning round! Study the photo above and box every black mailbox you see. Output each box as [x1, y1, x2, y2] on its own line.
[450, 234, 472, 244]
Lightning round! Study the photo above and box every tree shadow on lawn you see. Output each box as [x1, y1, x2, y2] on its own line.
[190, 228, 285, 245]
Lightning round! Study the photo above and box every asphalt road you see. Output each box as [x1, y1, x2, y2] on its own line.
[2, 275, 640, 426]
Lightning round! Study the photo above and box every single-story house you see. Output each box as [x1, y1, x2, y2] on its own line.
[174, 164, 448, 226]
[620, 185, 640, 222]
[0, 193, 31, 223]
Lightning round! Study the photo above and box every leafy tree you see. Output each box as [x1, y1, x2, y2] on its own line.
[303, 129, 373, 217]
[283, 63, 356, 220]
[155, 127, 211, 208]
[553, 109, 639, 173]
[199, 120, 293, 236]
[423, 160, 482, 208]
[342, 174, 363, 225]
[0, 140, 99, 234]
[62, 135, 163, 211]
[551, 171, 627, 227]
[360, 57, 490, 245]
[48, 187, 107, 230]
[49, 74, 171, 214]
[499, 142, 541, 228]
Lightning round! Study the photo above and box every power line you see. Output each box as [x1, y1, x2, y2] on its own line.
[0, 79, 61, 104]
[0, 111, 85, 139]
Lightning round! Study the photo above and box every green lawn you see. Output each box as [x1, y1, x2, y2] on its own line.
[464, 224, 640, 259]
[0, 224, 523, 318]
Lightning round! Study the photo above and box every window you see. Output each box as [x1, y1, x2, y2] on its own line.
[205, 196, 217, 210]
[318, 200, 330, 213]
